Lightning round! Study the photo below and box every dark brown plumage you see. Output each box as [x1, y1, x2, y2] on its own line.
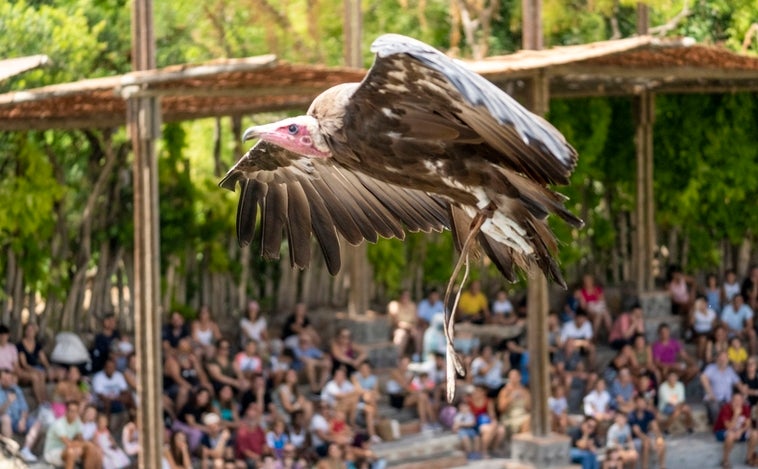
[221, 33, 582, 287]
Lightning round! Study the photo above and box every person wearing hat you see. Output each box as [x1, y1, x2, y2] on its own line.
[200, 411, 237, 468]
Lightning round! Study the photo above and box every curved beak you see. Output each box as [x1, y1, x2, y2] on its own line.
[242, 122, 282, 142]
[242, 126, 261, 142]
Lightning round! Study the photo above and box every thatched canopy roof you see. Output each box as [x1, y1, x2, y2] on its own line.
[1, 36, 757, 131]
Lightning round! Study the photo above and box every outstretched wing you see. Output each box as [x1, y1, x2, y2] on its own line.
[341, 33, 578, 187]
[332, 34, 581, 286]
[220, 140, 450, 275]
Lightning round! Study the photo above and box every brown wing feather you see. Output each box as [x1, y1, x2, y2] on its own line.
[220, 140, 450, 273]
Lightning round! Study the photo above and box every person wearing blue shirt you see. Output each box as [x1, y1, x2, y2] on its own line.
[0, 368, 44, 462]
[417, 289, 444, 326]
[629, 395, 666, 469]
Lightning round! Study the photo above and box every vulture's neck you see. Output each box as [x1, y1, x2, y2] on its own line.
[307, 83, 360, 140]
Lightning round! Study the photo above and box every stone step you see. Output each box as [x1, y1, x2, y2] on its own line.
[334, 313, 392, 345]
[644, 314, 684, 341]
[639, 291, 673, 319]
[391, 450, 468, 469]
[373, 432, 460, 464]
[363, 340, 399, 369]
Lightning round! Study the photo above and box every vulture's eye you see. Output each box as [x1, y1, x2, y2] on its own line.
[287, 124, 299, 135]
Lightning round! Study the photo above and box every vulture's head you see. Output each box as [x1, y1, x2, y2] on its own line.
[243, 116, 331, 159]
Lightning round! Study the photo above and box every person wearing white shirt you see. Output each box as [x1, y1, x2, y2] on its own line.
[92, 358, 131, 417]
[561, 312, 596, 368]
[470, 345, 504, 396]
[583, 380, 613, 424]
[491, 290, 518, 326]
[320, 367, 359, 424]
[658, 371, 694, 433]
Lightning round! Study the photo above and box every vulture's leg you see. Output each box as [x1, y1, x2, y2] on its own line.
[443, 211, 487, 402]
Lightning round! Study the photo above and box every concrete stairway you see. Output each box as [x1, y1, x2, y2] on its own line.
[373, 432, 466, 467]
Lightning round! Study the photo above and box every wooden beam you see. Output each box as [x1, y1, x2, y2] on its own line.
[130, 0, 163, 468]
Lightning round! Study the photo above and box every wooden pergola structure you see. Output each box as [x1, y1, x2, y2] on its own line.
[3, 36, 758, 292]
[3, 35, 758, 463]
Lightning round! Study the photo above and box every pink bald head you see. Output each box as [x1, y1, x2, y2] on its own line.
[243, 116, 331, 159]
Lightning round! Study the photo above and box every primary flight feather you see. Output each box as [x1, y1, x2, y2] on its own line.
[221, 33, 582, 287]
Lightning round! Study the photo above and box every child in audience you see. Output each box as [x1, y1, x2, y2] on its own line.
[549, 385, 569, 433]
[728, 336, 749, 373]
[453, 401, 481, 460]
[94, 413, 131, 469]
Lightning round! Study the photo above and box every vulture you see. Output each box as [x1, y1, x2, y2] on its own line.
[220, 34, 582, 398]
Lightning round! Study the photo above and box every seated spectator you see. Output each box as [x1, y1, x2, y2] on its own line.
[569, 416, 601, 469]
[651, 323, 698, 383]
[456, 280, 490, 324]
[80, 405, 98, 441]
[93, 412, 130, 469]
[690, 296, 718, 361]
[206, 338, 247, 394]
[609, 368, 636, 414]
[548, 384, 569, 434]
[702, 351, 742, 424]
[0, 324, 47, 407]
[740, 357, 758, 407]
[636, 374, 657, 408]
[112, 334, 134, 372]
[743, 266, 758, 311]
[165, 430, 193, 469]
[282, 303, 320, 351]
[578, 274, 612, 340]
[330, 327, 367, 377]
[583, 379, 613, 424]
[90, 313, 121, 374]
[453, 400, 481, 460]
[706, 325, 730, 364]
[658, 371, 694, 433]
[723, 269, 742, 304]
[491, 289, 519, 326]
[92, 356, 133, 419]
[560, 312, 596, 368]
[417, 288, 444, 329]
[268, 418, 293, 461]
[629, 395, 665, 469]
[0, 368, 43, 462]
[704, 273, 723, 314]
[236, 403, 269, 467]
[293, 333, 332, 394]
[163, 311, 191, 354]
[497, 369, 531, 435]
[121, 409, 139, 460]
[53, 365, 90, 418]
[608, 344, 636, 383]
[200, 412, 237, 468]
[605, 411, 638, 469]
[234, 340, 264, 380]
[164, 337, 209, 412]
[321, 366, 361, 423]
[309, 402, 334, 458]
[470, 345, 505, 398]
[386, 357, 436, 430]
[631, 334, 661, 385]
[387, 289, 420, 358]
[667, 267, 694, 317]
[316, 443, 347, 469]
[191, 305, 222, 359]
[552, 338, 596, 392]
[274, 369, 313, 425]
[43, 400, 102, 469]
[728, 336, 749, 373]
[173, 387, 214, 452]
[213, 384, 241, 430]
[721, 294, 757, 355]
[18, 321, 57, 386]
[466, 384, 504, 459]
[714, 392, 758, 469]
[239, 375, 272, 419]
[609, 305, 646, 351]
[240, 300, 268, 348]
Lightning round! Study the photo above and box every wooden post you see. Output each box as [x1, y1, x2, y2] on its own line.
[524, 71, 551, 438]
[522, 0, 543, 50]
[634, 2, 655, 292]
[343, 0, 369, 316]
[130, 0, 163, 467]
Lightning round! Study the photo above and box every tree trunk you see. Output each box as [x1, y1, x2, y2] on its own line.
[738, 235, 752, 276]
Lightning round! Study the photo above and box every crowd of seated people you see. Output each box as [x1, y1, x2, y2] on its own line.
[8, 266, 758, 467]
